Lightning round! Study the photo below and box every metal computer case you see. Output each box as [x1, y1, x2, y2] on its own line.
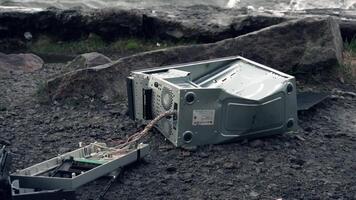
[127, 56, 298, 147]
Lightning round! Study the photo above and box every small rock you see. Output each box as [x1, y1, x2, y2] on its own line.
[0, 138, 10, 146]
[249, 191, 259, 198]
[241, 139, 249, 145]
[255, 168, 261, 173]
[181, 151, 191, 157]
[100, 95, 109, 102]
[254, 157, 265, 163]
[295, 135, 306, 141]
[199, 152, 209, 158]
[267, 183, 278, 189]
[290, 164, 302, 169]
[131, 180, 141, 187]
[24, 32, 33, 40]
[166, 165, 177, 173]
[109, 109, 122, 116]
[225, 181, 234, 186]
[183, 146, 198, 152]
[203, 161, 214, 167]
[66, 52, 112, 71]
[90, 132, 98, 137]
[350, 164, 356, 170]
[249, 139, 264, 148]
[180, 173, 193, 183]
[10, 147, 18, 152]
[58, 147, 71, 154]
[43, 135, 60, 142]
[304, 127, 313, 132]
[159, 145, 174, 151]
[223, 162, 235, 169]
[343, 91, 356, 98]
[207, 179, 215, 185]
[290, 157, 306, 166]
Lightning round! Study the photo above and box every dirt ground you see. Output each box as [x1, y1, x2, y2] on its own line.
[0, 61, 356, 200]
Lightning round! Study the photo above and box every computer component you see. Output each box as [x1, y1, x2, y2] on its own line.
[10, 143, 149, 190]
[127, 56, 298, 147]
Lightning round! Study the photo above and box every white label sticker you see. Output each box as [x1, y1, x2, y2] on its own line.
[192, 110, 215, 126]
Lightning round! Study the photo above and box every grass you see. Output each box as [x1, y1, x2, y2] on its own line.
[337, 38, 356, 83]
[27, 34, 189, 56]
[341, 51, 356, 81]
[344, 37, 356, 55]
[29, 34, 107, 55]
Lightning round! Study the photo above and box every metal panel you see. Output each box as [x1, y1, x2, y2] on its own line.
[126, 77, 135, 120]
[11, 143, 149, 190]
[297, 92, 329, 111]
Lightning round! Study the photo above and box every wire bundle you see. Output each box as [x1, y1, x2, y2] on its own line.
[93, 110, 177, 156]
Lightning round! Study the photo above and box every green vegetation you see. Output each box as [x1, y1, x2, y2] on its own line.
[34, 80, 51, 104]
[344, 37, 356, 55]
[28, 34, 189, 56]
[29, 34, 106, 55]
[337, 38, 356, 83]
[317, 38, 356, 84]
[341, 51, 356, 81]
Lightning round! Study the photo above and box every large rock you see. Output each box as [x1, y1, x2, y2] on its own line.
[1, 6, 355, 52]
[46, 17, 343, 102]
[140, 5, 288, 42]
[0, 6, 288, 45]
[0, 6, 354, 49]
[0, 53, 44, 76]
[66, 52, 112, 71]
[290, 9, 356, 41]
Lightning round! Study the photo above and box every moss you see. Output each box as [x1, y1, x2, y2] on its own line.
[124, 39, 141, 50]
[29, 35, 106, 55]
[28, 34, 191, 56]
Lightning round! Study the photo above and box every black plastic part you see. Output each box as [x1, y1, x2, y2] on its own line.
[126, 77, 135, 120]
[287, 119, 294, 128]
[51, 158, 101, 178]
[183, 132, 193, 143]
[137, 149, 141, 162]
[297, 92, 329, 111]
[287, 83, 294, 93]
[51, 159, 74, 178]
[0, 146, 12, 200]
[185, 93, 195, 104]
[143, 89, 153, 120]
[94, 169, 124, 200]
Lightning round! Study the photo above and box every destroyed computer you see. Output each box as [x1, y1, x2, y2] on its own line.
[127, 56, 298, 147]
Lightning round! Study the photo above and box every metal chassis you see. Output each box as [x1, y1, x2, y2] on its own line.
[10, 143, 149, 190]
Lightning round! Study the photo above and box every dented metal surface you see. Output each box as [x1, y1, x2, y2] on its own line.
[128, 56, 298, 147]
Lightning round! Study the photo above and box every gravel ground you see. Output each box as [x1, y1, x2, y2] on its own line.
[1, 62, 356, 200]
